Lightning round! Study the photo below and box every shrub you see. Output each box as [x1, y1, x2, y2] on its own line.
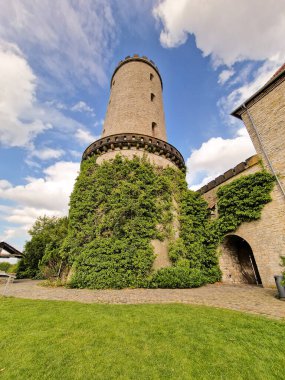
[149, 267, 204, 288]
[0, 262, 11, 272]
[7, 263, 19, 274]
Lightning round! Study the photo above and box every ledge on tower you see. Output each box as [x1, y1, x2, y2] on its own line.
[82, 133, 185, 172]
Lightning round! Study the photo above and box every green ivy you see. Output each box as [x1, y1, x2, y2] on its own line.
[149, 267, 204, 288]
[216, 171, 275, 236]
[64, 155, 176, 288]
[61, 155, 274, 289]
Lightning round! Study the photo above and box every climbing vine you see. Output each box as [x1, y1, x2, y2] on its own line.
[63, 155, 175, 288]
[215, 171, 275, 236]
[62, 155, 220, 289]
[59, 156, 275, 289]
[153, 171, 275, 288]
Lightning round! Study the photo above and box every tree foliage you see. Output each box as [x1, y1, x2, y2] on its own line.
[17, 216, 68, 279]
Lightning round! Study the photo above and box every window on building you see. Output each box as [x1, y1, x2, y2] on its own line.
[151, 93, 155, 101]
[150, 73, 154, 80]
[152, 122, 157, 137]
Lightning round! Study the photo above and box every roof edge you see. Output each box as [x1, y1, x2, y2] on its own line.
[0, 241, 22, 257]
[231, 66, 285, 119]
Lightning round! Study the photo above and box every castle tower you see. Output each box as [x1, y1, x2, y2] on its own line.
[82, 55, 185, 171]
[103, 55, 166, 141]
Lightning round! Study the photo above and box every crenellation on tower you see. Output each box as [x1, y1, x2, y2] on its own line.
[111, 54, 163, 89]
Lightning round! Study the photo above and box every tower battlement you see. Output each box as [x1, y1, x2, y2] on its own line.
[111, 54, 163, 89]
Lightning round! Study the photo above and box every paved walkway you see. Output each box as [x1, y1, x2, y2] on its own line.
[1, 279, 285, 319]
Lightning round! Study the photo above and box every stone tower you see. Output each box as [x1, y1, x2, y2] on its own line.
[81, 54, 185, 270]
[82, 54, 185, 171]
[103, 54, 166, 141]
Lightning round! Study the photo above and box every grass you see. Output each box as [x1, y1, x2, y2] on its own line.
[0, 298, 284, 379]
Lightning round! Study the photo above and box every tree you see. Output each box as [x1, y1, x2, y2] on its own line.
[17, 216, 68, 279]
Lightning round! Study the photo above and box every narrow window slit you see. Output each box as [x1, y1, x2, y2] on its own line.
[152, 122, 157, 137]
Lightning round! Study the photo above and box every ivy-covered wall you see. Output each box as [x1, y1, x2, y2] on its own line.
[61, 155, 274, 289]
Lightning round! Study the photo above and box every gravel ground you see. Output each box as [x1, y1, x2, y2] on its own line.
[1, 279, 285, 319]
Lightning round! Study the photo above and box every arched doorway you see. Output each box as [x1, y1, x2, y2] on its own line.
[220, 235, 262, 285]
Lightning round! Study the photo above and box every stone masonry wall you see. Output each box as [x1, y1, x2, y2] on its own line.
[202, 160, 285, 288]
[241, 78, 285, 194]
[95, 149, 178, 170]
[219, 236, 248, 285]
[102, 58, 167, 141]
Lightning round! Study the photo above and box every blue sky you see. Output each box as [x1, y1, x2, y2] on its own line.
[0, 0, 284, 249]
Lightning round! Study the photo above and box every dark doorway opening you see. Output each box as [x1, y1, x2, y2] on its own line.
[221, 235, 262, 285]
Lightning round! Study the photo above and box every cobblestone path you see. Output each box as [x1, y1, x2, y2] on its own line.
[1, 279, 284, 319]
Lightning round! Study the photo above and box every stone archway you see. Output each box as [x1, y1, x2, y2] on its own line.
[220, 235, 262, 285]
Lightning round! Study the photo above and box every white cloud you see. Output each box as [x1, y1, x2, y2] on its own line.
[219, 59, 282, 123]
[0, 180, 12, 190]
[94, 119, 104, 128]
[6, 207, 63, 226]
[0, 41, 51, 148]
[30, 148, 64, 161]
[71, 101, 95, 115]
[69, 150, 82, 159]
[75, 128, 100, 145]
[0, 40, 88, 149]
[0, 0, 117, 92]
[186, 128, 256, 190]
[218, 69, 235, 85]
[1, 226, 29, 246]
[153, 0, 285, 67]
[0, 161, 80, 247]
[0, 161, 79, 212]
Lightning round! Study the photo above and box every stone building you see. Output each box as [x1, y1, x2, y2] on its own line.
[82, 54, 185, 269]
[83, 54, 285, 288]
[199, 64, 285, 287]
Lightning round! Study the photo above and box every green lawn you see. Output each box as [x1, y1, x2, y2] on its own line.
[0, 298, 284, 379]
